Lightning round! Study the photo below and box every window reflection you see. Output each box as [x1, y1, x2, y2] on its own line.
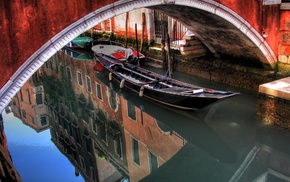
[132, 137, 140, 166]
[108, 89, 117, 110]
[77, 71, 83, 86]
[127, 101, 136, 121]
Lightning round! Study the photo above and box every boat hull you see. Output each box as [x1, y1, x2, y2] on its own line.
[111, 74, 219, 110]
[95, 53, 238, 110]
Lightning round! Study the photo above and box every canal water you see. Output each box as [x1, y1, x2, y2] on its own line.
[2, 48, 290, 182]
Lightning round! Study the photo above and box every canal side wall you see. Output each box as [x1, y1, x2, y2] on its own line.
[175, 59, 278, 92]
[257, 93, 290, 128]
[146, 53, 279, 92]
[255, 9, 290, 129]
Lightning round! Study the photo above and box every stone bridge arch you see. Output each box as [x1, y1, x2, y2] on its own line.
[0, 0, 277, 113]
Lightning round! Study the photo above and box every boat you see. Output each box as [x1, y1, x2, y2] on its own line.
[94, 52, 239, 110]
[61, 47, 94, 61]
[91, 40, 145, 65]
[66, 36, 94, 49]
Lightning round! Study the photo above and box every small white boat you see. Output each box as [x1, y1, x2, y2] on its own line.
[91, 41, 145, 64]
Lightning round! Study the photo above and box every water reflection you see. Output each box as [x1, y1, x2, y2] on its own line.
[5, 47, 290, 181]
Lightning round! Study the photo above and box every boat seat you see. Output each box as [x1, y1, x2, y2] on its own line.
[140, 78, 146, 82]
[149, 83, 156, 87]
[154, 84, 162, 89]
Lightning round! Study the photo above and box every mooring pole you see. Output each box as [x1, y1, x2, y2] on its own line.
[161, 23, 167, 71]
[166, 33, 173, 78]
[135, 23, 140, 65]
[125, 12, 129, 48]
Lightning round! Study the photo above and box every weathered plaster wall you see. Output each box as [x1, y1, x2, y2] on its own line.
[0, 0, 114, 89]
[215, 0, 280, 58]
[279, 10, 290, 64]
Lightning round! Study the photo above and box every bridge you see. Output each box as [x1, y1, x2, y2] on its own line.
[0, 0, 290, 113]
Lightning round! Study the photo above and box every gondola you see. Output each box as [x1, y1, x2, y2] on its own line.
[94, 53, 239, 110]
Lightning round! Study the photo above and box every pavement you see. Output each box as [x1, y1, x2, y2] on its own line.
[259, 77, 290, 100]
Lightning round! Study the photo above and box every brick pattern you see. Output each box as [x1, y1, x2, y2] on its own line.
[257, 93, 290, 128]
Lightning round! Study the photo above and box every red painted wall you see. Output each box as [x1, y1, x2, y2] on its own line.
[216, 0, 280, 56]
[279, 11, 290, 57]
[0, 0, 115, 89]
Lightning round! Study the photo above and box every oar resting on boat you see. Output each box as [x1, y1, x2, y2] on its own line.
[140, 77, 169, 86]
[117, 64, 172, 87]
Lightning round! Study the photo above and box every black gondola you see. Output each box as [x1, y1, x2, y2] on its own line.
[94, 53, 239, 110]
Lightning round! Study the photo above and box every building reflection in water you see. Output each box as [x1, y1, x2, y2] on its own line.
[6, 47, 290, 182]
[41, 48, 187, 181]
[10, 70, 49, 133]
[0, 114, 22, 182]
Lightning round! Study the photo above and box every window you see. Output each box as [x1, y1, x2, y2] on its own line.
[86, 76, 92, 92]
[20, 89, 23, 101]
[79, 156, 86, 171]
[26, 90, 31, 104]
[90, 166, 96, 181]
[66, 123, 72, 136]
[92, 122, 97, 134]
[100, 125, 107, 144]
[84, 137, 92, 154]
[114, 139, 122, 158]
[108, 89, 117, 110]
[49, 60, 53, 70]
[66, 66, 72, 80]
[36, 93, 43, 105]
[22, 110, 26, 118]
[96, 82, 103, 100]
[40, 116, 47, 126]
[127, 101, 136, 121]
[132, 137, 140, 165]
[148, 150, 158, 173]
[154, 11, 168, 43]
[75, 128, 81, 145]
[77, 71, 83, 86]
[32, 117, 36, 124]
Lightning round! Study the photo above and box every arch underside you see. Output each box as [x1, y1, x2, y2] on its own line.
[0, 0, 277, 113]
[147, 4, 274, 68]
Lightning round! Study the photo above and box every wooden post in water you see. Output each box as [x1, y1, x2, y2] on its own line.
[135, 23, 140, 65]
[140, 13, 145, 53]
[161, 23, 167, 71]
[125, 12, 129, 48]
[166, 33, 173, 78]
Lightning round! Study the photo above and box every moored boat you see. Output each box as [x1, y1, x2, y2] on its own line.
[66, 36, 94, 49]
[94, 52, 239, 110]
[91, 40, 145, 65]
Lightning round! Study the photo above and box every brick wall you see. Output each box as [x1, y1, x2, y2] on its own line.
[257, 93, 290, 128]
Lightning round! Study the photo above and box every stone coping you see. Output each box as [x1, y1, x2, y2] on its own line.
[259, 77, 290, 100]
